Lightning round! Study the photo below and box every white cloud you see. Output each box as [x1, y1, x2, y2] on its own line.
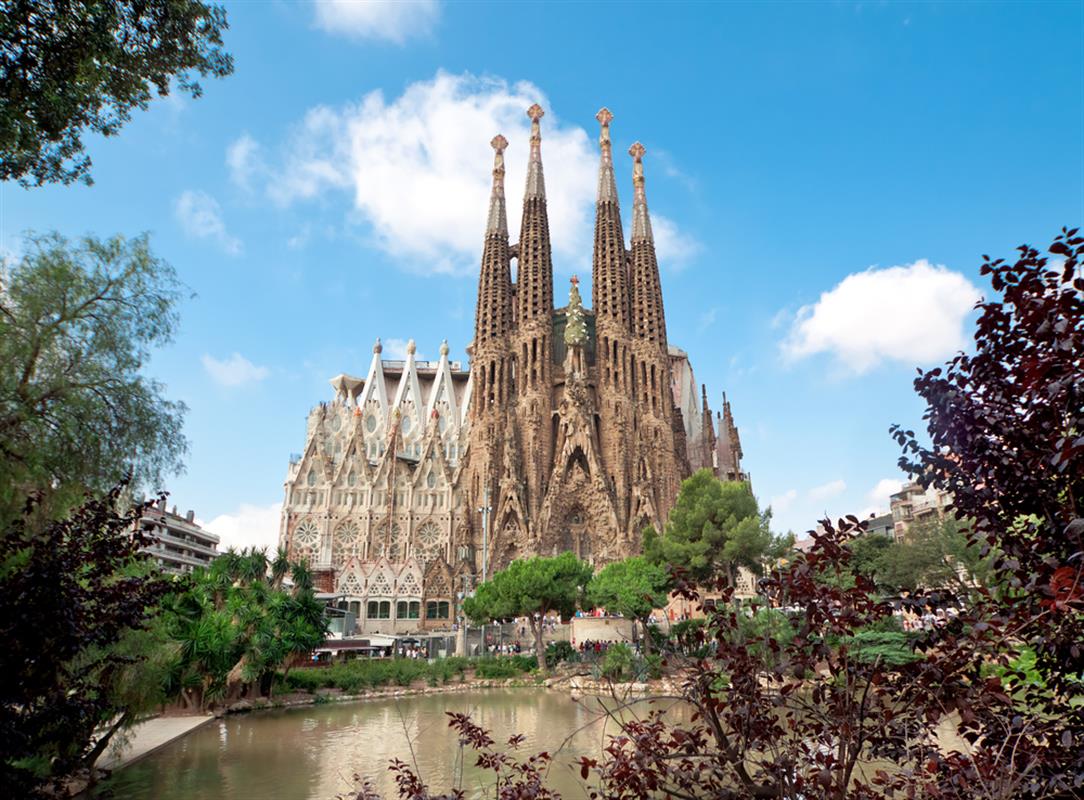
[242, 71, 697, 275]
[866, 477, 903, 513]
[697, 307, 718, 333]
[175, 190, 242, 255]
[312, 0, 440, 44]
[226, 133, 263, 192]
[381, 337, 427, 361]
[201, 502, 282, 552]
[808, 478, 847, 502]
[652, 213, 701, 268]
[782, 260, 980, 373]
[770, 488, 798, 513]
[201, 352, 271, 387]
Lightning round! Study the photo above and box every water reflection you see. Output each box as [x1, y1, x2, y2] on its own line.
[93, 690, 681, 799]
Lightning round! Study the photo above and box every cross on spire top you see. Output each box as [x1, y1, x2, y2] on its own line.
[490, 134, 508, 153]
[629, 141, 646, 161]
[527, 103, 545, 122]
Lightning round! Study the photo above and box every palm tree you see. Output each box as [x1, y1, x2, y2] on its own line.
[270, 546, 291, 590]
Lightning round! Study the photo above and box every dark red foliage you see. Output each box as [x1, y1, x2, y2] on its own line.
[0, 483, 169, 795]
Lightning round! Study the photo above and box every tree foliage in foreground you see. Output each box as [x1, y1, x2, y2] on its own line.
[0, 0, 233, 186]
[0, 483, 167, 797]
[0, 232, 187, 522]
[462, 552, 591, 671]
[644, 470, 777, 585]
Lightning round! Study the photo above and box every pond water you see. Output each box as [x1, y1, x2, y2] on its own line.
[92, 690, 681, 799]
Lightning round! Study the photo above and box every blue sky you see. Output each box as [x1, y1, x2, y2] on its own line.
[3, 1, 1082, 548]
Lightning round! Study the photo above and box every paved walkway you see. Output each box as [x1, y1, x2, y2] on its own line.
[96, 715, 215, 771]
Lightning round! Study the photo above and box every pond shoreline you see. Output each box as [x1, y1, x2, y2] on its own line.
[81, 671, 677, 796]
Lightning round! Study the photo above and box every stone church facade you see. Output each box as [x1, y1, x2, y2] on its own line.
[280, 106, 744, 633]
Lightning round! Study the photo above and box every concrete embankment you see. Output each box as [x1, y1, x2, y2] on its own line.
[94, 715, 215, 772]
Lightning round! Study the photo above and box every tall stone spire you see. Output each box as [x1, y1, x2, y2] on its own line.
[516, 103, 554, 324]
[628, 142, 667, 348]
[592, 107, 631, 332]
[473, 134, 513, 349]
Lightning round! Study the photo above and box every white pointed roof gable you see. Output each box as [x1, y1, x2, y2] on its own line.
[358, 338, 389, 413]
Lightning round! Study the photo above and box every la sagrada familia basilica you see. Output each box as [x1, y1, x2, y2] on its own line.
[280, 106, 746, 634]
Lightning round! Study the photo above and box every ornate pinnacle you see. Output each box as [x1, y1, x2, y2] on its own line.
[439, 339, 449, 356]
[487, 134, 509, 235]
[525, 104, 546, 198]
[629, 142, 652, 241]
[491, 134, 508, 179]
[595, 108, 618, 203]
[374, 337, 383, 354]
[596, 107, 613, 149]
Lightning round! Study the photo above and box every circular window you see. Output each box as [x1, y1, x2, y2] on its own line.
[401, 416, 412, 435]
[365, 415, 377, 433]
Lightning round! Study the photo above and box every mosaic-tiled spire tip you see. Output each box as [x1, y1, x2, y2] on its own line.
[486, 134, 508, 236]
[629, 141, 653, 242]
[596, 107, 617, 203]
[525, 103, 545, 198]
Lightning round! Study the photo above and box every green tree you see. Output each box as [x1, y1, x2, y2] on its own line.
[1, 0, 233, 186]
[879, 516, 986, 593]
[462, 552, 592, 671]
[587, 556, 669, 655]
[643, 470, 774, 587]
[159, 548, 326, 710]
[0, 232, 187, 521]
[849, 532, 892, 581]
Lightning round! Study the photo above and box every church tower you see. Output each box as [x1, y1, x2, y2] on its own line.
[591, 109, 636, 533]
[504, 104, 556, 557]
[625, 141, 681, 534]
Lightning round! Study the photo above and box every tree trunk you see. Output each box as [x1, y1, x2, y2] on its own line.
[532, 617, 547, 672]
[640, 618, 653, 656]
[83, 711, 131, 768]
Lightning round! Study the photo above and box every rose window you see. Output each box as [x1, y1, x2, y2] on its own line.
[416, 521, 442, 565]
[293, 520, 320, 562]
[332, 521, 363, 566]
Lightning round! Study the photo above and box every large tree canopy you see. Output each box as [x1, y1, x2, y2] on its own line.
[587, 556, 670, 654]
[0, 232, 187, 519]
[0, 0, 233, 186]
[462, 552, 592, 671]
[643, 469, 775, 585]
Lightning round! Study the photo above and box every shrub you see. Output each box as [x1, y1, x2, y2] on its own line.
[545, 640, 576, 664]
[600, 643, 634, 681]
[474, 656, 536, 679]
[845, 630, 919, 667]
[644, 653, 664, 680]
